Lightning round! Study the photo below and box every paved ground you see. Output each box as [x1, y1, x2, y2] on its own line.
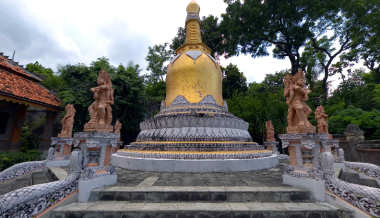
[116, 165, 285, 187]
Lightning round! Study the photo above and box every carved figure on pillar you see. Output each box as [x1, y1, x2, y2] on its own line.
[114, 120, 122, 134]
[284, 69, 315, 133]
[315, 105, 329, 134]
[265, 120, 275, 142]
[58, 104, 76, 138]
[84, 70, 114, 132]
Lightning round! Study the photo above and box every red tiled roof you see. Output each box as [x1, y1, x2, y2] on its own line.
[0, 56, 41, 81]
[0, 68, 61, 109]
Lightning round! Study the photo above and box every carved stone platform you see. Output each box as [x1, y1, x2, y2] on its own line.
[112, 152, 279, 172]
[47, 137, 73, 167]
[50, 137, 73, 160]
[73, 132, 119, 202]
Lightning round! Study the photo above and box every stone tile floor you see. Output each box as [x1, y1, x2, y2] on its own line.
[116, 165, 285, 187]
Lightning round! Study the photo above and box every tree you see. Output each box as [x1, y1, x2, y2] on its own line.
[222, 64, 247, 99]
[228, 72, 287, 143]
[112, 63, 146, 144]
[144, 43, 173, 116]
[145, 43, 173, 83]
[25, 62, 63, 93]
[58, 63, 98, 132]
[341, 0, 380, 74]
[220, 0, 341, 74]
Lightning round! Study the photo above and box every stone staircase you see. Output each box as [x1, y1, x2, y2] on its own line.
[51, 185, 351, 218]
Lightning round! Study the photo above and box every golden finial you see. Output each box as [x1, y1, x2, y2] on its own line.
[186, 0, 200, 14]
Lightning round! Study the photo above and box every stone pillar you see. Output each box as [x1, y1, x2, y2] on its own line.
[46, 137, 73, 167]
[74, 131, 118, 202]
[10, 104, 27, 149]
[280, 133, 327, 201]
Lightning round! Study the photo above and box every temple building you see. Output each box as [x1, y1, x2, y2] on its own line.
[112, 1, 278, 172]
[0, 53, 62, 151]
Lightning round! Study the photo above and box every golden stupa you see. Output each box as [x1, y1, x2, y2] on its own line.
[113, 1, 278, 172]
[165, 0, 223, 106]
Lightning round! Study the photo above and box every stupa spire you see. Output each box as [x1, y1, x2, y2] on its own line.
[176, 1, 211, 55]
[185, 0, 202, 45]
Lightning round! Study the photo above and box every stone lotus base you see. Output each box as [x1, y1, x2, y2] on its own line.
[111, 151, 279, 172]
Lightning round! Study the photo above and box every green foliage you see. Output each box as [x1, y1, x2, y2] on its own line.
[328, 106, 380, 139]
[221, 0, 341, 74]
[26, 61, 64, 93]
[112, 64, 146, 144]
[222, 64, 247, 99]
[228, 72, 287, 143]
[146, 43, 173, 83]
[58, 63, 97, 132]
[341, 0, 380, 74]
[170, 15, 224, 56]
[19, 124, 40, 151]
[0, 150, 42, 171]
[144, 43, 172, 116]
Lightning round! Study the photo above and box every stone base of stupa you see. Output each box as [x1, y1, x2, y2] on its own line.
[112, 95, 279, 172]
[111, 148, 279, 172]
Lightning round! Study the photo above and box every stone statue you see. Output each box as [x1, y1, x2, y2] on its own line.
[265, 120, 275, 142]
[58, 104, 76, 138]
[114, 120, 122, 134]
[337, 148, 345, 163]
[47, 147, 55, 160]
[84, 70, 114, 132]
[315, 105, 328, 134]
[284, 69, 315, 133]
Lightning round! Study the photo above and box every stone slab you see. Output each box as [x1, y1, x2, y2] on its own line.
[78, 175, 117, 202]
[51, 201, 345, 217]
[111, 154, 279, 172]
[89, 186, 311, 203]
[48, 167, 68, 180]
[282, 174, 326, 201]
[46, 160, 70, 167]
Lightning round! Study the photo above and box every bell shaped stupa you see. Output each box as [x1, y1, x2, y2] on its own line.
[112, 1, 278, 172]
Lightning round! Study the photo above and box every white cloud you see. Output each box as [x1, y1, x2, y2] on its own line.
[0, 0, 290, 82]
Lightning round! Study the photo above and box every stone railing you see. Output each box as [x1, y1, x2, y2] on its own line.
[344, 161, 380, 180]
[0, 161, 46, 184]
[0, 148, 82, 217]
[326, 177, 380, 217]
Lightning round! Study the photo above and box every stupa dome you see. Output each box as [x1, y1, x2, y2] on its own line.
[165, 1, 223, 107]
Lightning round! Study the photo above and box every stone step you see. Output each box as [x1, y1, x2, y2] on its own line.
[51, 201, 350, 218]
[89, 186, 312, 202]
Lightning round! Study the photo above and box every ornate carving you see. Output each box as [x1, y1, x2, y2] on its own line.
[0, 149, 82, 217]
[345, 161, 380, 180]
[315, 105, 329, 134]
[326, 177, 380, 217]
[284, 69, 315, 134]
[84, 70, 114, 132]
[0, 161, 46, 184]
[58, 104, 76, 138]
[265, 120, 275, 142]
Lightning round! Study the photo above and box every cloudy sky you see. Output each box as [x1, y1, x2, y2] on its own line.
[0, 0, 290, 82]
